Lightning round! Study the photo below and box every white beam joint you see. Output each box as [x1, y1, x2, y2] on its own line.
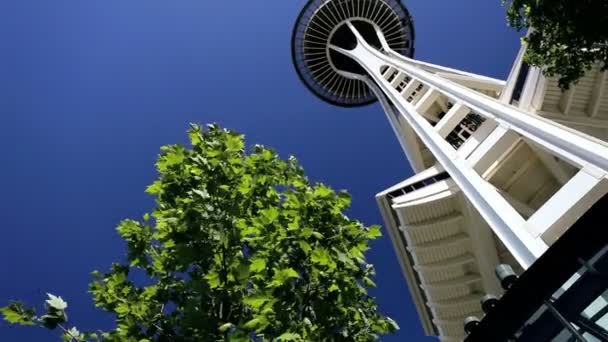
[434, 103, 470, 138]
[527, 169, 608, 242]
[415, 88, 440, 114]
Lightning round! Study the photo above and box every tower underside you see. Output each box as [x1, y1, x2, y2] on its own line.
[364, 31, 608, 341]
[292, 1, 608, 340]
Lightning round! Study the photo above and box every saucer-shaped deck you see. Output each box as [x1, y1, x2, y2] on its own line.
[292, 0, 415, 107]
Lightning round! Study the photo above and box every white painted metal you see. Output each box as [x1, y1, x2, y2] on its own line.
[331, 21, 549, 268]
[343, 17, 608, 341]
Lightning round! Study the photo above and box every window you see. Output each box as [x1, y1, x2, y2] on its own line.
[387, 172, 451, 199]
[510, 63, 530, 105]
[446, 113, 486, 150]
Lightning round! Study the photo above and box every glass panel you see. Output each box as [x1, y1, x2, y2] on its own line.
[582, 290, 608, 319]
[551, 329, 572, 342]
[595, 313, 608, 330]
[583, 332, 602, 342]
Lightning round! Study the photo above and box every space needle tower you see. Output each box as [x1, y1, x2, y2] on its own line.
[293, 0, 608, 341]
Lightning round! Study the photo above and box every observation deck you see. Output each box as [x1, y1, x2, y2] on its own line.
[292, 0, 415, 107]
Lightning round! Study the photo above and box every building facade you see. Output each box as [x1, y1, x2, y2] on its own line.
[291, 1, 608, 340]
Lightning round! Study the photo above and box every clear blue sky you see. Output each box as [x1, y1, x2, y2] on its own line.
[0, 1, 521, 340]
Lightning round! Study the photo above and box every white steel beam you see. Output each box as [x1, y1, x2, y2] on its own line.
[559, 86, 576, 115]
[588, 71, 607, 118]
[436, 72, 504, 94]
[371, 27, 608, 174]
[366, 77, 427, 172]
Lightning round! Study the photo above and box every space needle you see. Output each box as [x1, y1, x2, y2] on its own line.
[292, 0, 608, 340]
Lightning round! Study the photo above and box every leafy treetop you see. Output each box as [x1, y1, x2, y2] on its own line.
[2, 124, 397, 341]
[503, 0, 608, 89]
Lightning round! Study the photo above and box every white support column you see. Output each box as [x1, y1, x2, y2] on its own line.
[500, 43, 527, 104]
[518, 67, 542, 111]
[559, 86, 576, 115]
[330, 25, 549, 268]
[462, 200, 502, 296]
[589, 71, 607, 118]
[530, 72, 547, 113]
[366, 76, 426, 172]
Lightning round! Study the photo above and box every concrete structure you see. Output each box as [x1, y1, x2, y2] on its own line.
[291, 1, 608, 340]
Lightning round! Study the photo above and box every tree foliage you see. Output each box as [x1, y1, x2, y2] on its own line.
[503, 0, 608, 89]
[2, 124, 397, 341]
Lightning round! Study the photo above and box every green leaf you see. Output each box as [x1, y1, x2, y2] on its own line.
[46, 293, 68, 310]
[250, 258, 266, 273]
[205, 271, 221, 289]
[313, 184, 333, 198]
[338, 191, 352, 207]
[287, 218, 299, 231]
[363, 277, 377, 288]
[243, 317, 261, 329]
[145, 180, 162, 194]
[269, 268, 299, 287]
[142, 213, 150, 222]
[311, 231, 323, 240]
[238, 175, 252, 195]
[311, 247, 330, 266]
[115, 303, 129, 315]
[192, 189, 210, 199]
[367, 225, 382, 239]
[234, 261, 250, 282]
[0, 302, 35, 325]
[207, 149, 221, 157]
[188, 125, 202, 145]
[164, 151, 184, 167]
[300, 227, 313, 239]
[277, 332, 301, 341]
[298, 241, 312, 254]
[387, 317, 400, 331]
[218, 322, 234, 333]
[243, 295, 269, 310]
[260, 207, 279, 224]
[225, 134, 244, 152]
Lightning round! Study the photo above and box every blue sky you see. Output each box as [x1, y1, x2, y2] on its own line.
[0, 1, 521, 340]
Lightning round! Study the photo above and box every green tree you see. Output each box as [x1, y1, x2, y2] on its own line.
[1, 124, 397, 341]
[503, 0, 608, 89]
